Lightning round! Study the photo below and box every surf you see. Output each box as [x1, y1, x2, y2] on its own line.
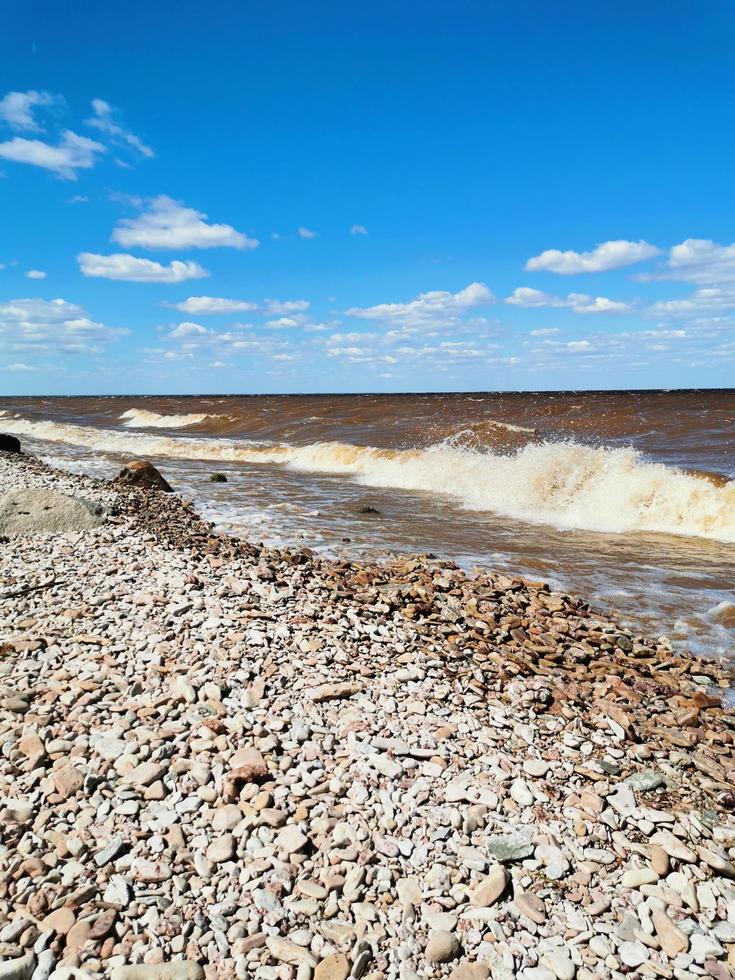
[2, 413, 734, 544]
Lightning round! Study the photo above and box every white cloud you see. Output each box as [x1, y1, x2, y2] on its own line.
[297, 227, 317, 239]
[0, 90, 57, 131]
[111, 196, 258, 251]
[327, 346, 373, 359]
[648, 286, 735, 317]
[0, 130, 105, 179]
[25, 269, 47, 280]
[346, 281, 494, 326]
[78, 252, 209, 283]
[6, 361, 35, 372]
[272, 353, 296, 361]
[530, 327, 560, 336]
[506, 287, 565, 308]
[264, 315, 307, 329]
[643, 239, 735, 285]
[265, 298, 310, 314]
[167, 296, 258, 314]
[169, 321, 208, 338]
[86, 98, 153, 158]
[0, 297, 126, 355]
[525, 239, 660, 274]
[505, 287, 631, 314]
[68, 194, 89, 204]
[350, 224, 368, 236]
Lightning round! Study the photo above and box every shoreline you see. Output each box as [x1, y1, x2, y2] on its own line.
[1, 449, 735, 979]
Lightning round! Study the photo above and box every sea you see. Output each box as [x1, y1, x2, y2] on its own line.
[1, 390, 733, 657]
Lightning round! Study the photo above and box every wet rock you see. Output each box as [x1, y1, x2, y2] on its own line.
[0, 434, 21, 454]
[209, 472, 228, 482]
[113, 460, 173, 492]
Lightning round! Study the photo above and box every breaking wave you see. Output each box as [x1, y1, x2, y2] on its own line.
[3, 414, 734, 543]
[119, 408, 221, 428]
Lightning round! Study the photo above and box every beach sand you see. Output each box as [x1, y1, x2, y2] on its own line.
[1, 448, 735, 979]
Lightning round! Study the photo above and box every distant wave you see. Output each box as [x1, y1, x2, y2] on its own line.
[119, 408, 221, 428]
[3, 414, 734, 544]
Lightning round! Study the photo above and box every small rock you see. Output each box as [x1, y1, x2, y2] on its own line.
[314, 953, 351, 980]
[425, 931, 461, 964]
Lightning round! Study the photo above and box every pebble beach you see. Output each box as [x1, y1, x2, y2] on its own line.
[2, 448, 735, 980]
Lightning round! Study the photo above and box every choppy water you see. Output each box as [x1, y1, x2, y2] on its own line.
[1, 391, 733, 656]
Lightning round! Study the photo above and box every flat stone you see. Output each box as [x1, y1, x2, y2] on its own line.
[276, 825, 309, 853]
[618, 941, 648, 968]
[425, 931, 461, 964]
[485, 832, 534, 863]
[514, 892, 546, 924]
[52, 765, 84, 800]
[110, 965, 204, 980]
[651, 907, 689, 957]
[651, 830, 697, 863]
[206, 834, 235, 864]
[211, 804, 242, 832]
[266, 936, 317, 967]
[42, 907, 75, 936]
[449, 962, 490, 980]
[624, 770, 665, 791]
[540, 948, 576, 980]
[314, 953, 351, 980]
[468, 865, 508, 906]
[122, 761, 166, 788]
[0, 951, 35, 980]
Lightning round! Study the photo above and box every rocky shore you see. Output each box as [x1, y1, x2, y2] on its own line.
[1, 449, 735, 980]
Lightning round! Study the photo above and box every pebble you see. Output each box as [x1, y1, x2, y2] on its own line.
[0, 451, 733, 979]
[425, 932, 462, 963]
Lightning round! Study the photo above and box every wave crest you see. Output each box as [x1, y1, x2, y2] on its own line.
[119, 408, 220, 428]
[2, 414, 733, 543]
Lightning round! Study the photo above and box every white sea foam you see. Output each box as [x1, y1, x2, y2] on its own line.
[3, 414, 734, 543]
[119, 408, 218, 428]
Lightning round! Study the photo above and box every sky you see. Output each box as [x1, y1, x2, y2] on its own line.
[1, 0, 734, 395]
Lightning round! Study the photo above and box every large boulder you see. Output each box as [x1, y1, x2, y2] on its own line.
[0, 434, 21, 454]
[113, 460, 173, 493]
[0, 488, 105, 537]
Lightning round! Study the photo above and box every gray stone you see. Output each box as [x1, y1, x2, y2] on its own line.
[624, 770, 665, 791]
[485, 832, 534, 863]
[0, 488, 104, 537]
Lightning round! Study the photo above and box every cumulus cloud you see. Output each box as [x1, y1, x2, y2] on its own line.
[0, 297, 126, 355]
[167, 296, 258, 314]
[346, 281, 494, 327]
[648, 286, 735, 317]
[85, 98, 153, 158]
[525, 239, 660, 275]
[505, 287, 566, 308]
[111, 196, 258, 251]
[297, 227, 317, 239]
[642, 239, 735, 285]
[264, 315, 307, 329]
[505, 287, 630, 314]
[0, 90, 57, 131]
[0, 130, 105, 179]
[78, 252, 209, 283]
[265, 299, 310, 314]
[168, 321, 209, 338]
[350, 224, 368, 236]
[25, 269, 47, 280]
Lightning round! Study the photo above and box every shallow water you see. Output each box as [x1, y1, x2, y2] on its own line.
[1, 390, 733, 655]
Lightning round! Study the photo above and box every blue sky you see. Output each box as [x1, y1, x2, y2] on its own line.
[1, 0, 734, 395]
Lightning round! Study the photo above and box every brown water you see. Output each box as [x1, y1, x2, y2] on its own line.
[1, 391, 734, 655]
